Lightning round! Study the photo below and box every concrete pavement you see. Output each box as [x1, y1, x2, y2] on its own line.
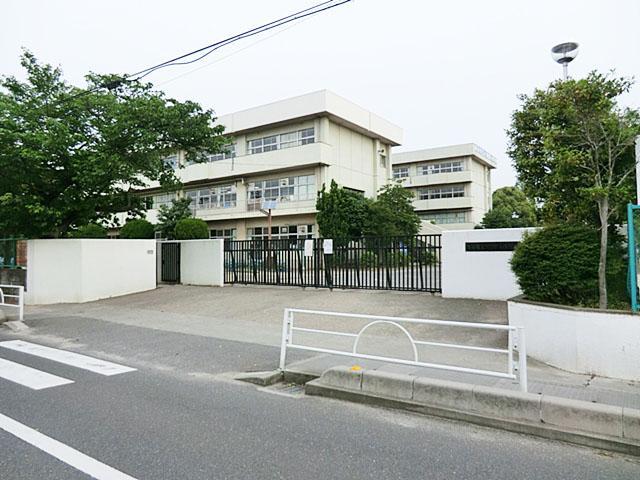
[1, 314, 639, 479]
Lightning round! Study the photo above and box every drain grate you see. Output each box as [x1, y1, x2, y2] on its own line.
[258, 382, 305, 398]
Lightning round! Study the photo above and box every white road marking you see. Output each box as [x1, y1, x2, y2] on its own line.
[0, 341, 136, 376]
[0, 412, 138, 480]
[0, 358, 74, 390]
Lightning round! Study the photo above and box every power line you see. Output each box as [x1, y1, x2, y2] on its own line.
[129, 0, 351, 80]
[156, 18, 307, 88]
[54, 0, 352, 105]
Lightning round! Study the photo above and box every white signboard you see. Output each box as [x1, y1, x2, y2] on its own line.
[261, 200, 277, 210]
[323, 239, 333, 255]
[304, 239, 314, 257]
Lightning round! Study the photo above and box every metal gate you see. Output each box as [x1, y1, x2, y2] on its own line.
[160, 242, 181, 283]
[224, 235, 441, 293]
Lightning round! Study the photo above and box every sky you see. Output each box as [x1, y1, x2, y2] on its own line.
[2, 0, 639, 190]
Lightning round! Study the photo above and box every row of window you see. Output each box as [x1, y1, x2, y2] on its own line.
[146, 193, 176, 209]
[185, 185, 237, 210]
[247, 128, 315, 155]
[392, 160, 465, 179]
[420, 210, 468, 225]
[210, 228, 236, 239]
[247, 224, 314, 240]
[247, 175, 316, 210]
[417, 184, 465, 200]
[146, 175, 316, 212]
[162, 128, 314, 169]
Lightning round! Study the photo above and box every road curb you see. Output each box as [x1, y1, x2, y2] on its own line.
[304, 367, 640, 456]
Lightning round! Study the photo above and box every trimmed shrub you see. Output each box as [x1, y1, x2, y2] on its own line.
[120, 219, 155, 239]
[174, 218, 209, 240]
[510, 224, 626, 307]
[68, 223, 107, 238]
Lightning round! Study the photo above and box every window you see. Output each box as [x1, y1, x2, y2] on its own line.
[247, 128, 315, 154]
[247, 175, 316, 210]
[247, 224, 314, 240]
[419, 160, 464, 175]
[150, 192, 176, 209]
[185, 184, 237, 210]
[163, 155, 179, 169]
[205, 144, 236, 163]
[210, 228, 236, 239]
[420, 210, 467, 224]
[418, 184, 465, 200]
[393, 167, 409, 179]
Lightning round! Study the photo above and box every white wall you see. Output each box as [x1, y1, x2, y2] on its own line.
[25, 239, 156, 305]
[442, 228, 536, 300]
[509, 299, 640, 381]
[178, 240, 224, 287]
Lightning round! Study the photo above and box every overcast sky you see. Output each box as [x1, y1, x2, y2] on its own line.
[3, 0, 639, 189]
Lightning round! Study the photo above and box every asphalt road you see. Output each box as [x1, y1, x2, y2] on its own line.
[0, 315, 638, 479]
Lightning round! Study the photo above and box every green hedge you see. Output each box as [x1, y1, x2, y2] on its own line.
[120, 219, 155, 239]
[510, 224, 626, 307]
[68, 223, 107, 238]
[174, 218, 209, 240]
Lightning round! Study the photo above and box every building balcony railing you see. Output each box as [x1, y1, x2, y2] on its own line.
[398, 170, 472, 187]
[412, 196, 474, 211]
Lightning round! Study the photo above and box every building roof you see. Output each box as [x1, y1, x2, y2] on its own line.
[216, 90, 403, 146]
[391, 143, 497, 168]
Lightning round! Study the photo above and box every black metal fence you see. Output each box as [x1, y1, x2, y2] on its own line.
[224, 235, 441, 292]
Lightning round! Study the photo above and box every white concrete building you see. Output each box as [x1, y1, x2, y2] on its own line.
[138, 90, 401, 240]
[391, 144, 496, 230]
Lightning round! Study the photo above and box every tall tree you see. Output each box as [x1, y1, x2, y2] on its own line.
[316, 180, 372, 241]
[480, 186, 537, 229]
[508, 72, 640, 308]
[156, 197, 193, 240]
[364, 183, 420, 237]
[0, 52, 227, 238]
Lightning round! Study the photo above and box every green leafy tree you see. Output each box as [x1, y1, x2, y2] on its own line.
[508, 72, 640, 309]
[480, 186, 537, 229]
[0, 51, 227, 238]
[316, 181, 420, 241]
[316, 180, 372, 241]
[67, 223, 108, 238]
[174, 218, 209, 240]
[119, 219, 155, 239]
[156, 197, 193, 240]
[364, 183, 420, 237]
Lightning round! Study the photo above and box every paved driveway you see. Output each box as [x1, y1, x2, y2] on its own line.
[27, 285, 507, 346]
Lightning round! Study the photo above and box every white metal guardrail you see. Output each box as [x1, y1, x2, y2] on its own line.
[279, 308, 528, 392]
[0, 285, 24, 322]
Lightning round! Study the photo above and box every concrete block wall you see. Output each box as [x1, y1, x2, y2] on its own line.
[25, 239, 156, 305]
[441, 228, 536, 300]
[508, 298, 640, 381]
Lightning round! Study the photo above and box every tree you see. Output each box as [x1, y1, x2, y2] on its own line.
[508, 72, 640, 309]
[0, 51, 227, 238]
[364, 183, 420, 237]
[316, 180, 420, 240]
[67, 223, 108, 238]
[480, 186, 537, 229]
[175, 218, 209, 239]
[316, 180, 372, 241]
[120, 219, 155, 239]
[156, 197, 193, 240]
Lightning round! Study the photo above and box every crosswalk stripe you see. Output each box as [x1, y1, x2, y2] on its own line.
[0, 412, 138, 480]
[0, 341, 136, 376]
[0, 358, 74, 390]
